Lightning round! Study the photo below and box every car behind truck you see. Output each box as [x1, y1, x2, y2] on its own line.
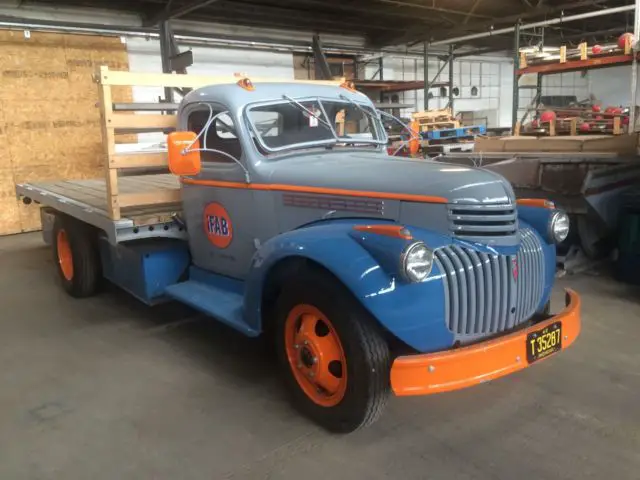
[16, 67, 581, 433]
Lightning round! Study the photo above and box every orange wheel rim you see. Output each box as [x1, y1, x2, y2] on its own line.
[57, 229, 74, 281]
[284, 304, 347, 407]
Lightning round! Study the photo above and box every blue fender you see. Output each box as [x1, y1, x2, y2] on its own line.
[517, 205, 561, 310]
[244, 219, 556, 353]
[244, 220, 454, 352]
[517, 207, 558, 310]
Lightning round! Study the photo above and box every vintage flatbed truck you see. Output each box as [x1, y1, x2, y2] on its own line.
[16, 67, 581, 433]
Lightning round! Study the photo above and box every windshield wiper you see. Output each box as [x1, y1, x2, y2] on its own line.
[282, 95, 336, 133]
[377, 109, 420, 156]
[335, 95, 385, 145]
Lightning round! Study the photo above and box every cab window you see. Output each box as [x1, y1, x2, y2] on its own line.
[187, 108, 242, 163]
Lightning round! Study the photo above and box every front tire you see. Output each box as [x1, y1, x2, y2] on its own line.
[274, 268, 391, 433]
[52, 215, 101, 298]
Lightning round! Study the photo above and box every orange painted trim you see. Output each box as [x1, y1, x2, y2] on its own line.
[353, 225, 413, 240]
[181, 178, 448, 204]
[390, 289, 581, 396]
[517, 198, 556, 209]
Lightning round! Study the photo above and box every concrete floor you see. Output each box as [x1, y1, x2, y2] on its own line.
[0, 233, 639, 480]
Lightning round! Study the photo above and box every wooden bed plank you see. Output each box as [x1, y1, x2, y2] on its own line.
[109, 152, 168, 169]
[108, 113, 177, 130]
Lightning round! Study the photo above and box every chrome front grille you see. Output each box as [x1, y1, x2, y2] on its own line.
[435, 228, 545, 340]
[448, 203, 518, 239]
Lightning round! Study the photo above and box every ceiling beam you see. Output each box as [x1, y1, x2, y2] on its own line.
[267, 0, 466, 22]
[144, 0, 221, 26]
[193, 12, 406, 35]
[373, 0, 492, 18]
[463, 0, 484, 25]
[192, 1, 407, 32]
[392, 0, 610, 46]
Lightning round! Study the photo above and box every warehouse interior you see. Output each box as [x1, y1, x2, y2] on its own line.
[1, 0, 640, 478]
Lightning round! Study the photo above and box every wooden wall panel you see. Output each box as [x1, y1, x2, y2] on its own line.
[0, 30, 130, 234]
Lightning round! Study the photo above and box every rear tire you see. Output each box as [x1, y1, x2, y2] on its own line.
[52, 215, 101, 298]
[274, 267, 391, 433]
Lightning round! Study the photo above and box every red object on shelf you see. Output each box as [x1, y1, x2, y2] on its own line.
[605, 106, 623, 116]
[540, 110, 556, 123]
[592, 105, 601, 113]
[618, 33, 634, 49]
[579, 123, 591, 132]
[622, 116, 630, 125]
[592, 45, 603, 55]
[595, 115, 604, 121]
[531, 119, 539, 128]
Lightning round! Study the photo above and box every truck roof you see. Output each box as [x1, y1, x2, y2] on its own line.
[182, 81, 374, 112]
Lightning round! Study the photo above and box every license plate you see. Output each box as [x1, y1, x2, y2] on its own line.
[526, 322, 562, 364]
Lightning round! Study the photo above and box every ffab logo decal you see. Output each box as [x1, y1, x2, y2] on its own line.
[204, 202, 233, 248]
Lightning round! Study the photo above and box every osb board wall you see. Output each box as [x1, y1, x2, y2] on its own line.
[0, 30, 131, 235]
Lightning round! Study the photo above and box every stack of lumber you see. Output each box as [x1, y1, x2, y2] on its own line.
[475, 134, 638, 155]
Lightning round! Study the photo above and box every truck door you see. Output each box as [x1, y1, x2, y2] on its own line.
[180, 103, 256, 279]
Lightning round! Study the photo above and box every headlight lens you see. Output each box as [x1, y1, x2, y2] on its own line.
[550, 211, 570, 243]
[401, 242, 433, 283]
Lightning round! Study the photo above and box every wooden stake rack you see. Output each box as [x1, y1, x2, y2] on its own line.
[96, 66, 341, 220]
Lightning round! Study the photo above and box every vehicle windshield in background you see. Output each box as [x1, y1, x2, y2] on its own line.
[247, 98, 382, 153]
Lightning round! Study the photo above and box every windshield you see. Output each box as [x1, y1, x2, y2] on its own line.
[246, 97, 385, 153]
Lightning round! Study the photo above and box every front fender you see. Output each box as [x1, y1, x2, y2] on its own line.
[244, 221, 456, 353]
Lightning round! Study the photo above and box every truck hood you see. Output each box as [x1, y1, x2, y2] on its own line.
[258, 151, 515, 205]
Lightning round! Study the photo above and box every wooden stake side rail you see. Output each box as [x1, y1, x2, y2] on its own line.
[97, 66, 344, 220]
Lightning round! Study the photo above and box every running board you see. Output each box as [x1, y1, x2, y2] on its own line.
[164, 280, 258, 337]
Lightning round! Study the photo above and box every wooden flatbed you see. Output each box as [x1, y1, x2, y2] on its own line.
[16, 174, 185, 243]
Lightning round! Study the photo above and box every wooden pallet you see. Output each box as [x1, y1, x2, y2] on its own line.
[97, 66, 341, 220]
[412, 108, 460, 132]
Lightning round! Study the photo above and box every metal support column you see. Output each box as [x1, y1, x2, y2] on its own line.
[511, 21, 521, 131]
[159, 20, 174, 103]
[535, 71, 542, 110]
[448, 44, 454, 112]
[424, 42, 429, 110]
[630, 0, 640, 133]
[379, 57, 384, 104]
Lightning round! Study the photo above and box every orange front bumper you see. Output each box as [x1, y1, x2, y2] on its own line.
[391, 289, 581, 396]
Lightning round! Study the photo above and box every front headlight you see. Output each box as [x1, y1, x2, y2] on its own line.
[549, 211, 570, 243]
[400, 242, 433, 283]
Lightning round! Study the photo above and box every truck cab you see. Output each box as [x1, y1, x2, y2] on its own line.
[20, 74, 582, 433]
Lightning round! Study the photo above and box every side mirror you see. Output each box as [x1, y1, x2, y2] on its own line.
[167, 131, 201, 176]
